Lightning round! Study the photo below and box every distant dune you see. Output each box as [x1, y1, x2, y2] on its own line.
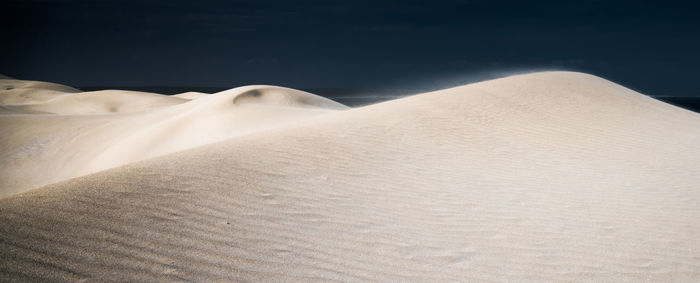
[1, 72, 700, 281]
[0, 81, 346, 197]
[173, 91, 210, 100]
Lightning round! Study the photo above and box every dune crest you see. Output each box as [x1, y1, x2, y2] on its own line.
[1, 72, 700, 281]
[173, 91, 209, 100]
[226, 85, 348, 109]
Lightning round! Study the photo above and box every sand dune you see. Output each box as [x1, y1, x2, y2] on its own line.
[1, 72, 700, 281]
[0, 78, 80, 105]
[0, 83, 347, 197]
[173, 91, 210, 100]
[10, 90, 190, 115]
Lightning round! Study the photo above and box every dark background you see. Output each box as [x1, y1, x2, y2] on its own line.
[2, 0, 700, 105]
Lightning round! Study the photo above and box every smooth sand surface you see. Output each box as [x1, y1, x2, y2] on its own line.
[1, 72, 700, 281]
[0, 83, 347, 197]
[173, 91, 210, 100]
[0, 78, 81, 105]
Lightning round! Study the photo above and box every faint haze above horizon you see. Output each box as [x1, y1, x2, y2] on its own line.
[1, 0, 700, 97]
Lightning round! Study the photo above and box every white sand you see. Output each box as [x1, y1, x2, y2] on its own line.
[0, 78, 81, 105]
[0, 83, 346, 197]
[1, 72, 700, 281]
[173, 91, 210, 100]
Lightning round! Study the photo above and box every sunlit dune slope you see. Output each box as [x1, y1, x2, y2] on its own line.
[1, 72, 699, 281]
[0, 78, 80, 104]
[9, 90, 190, 114]
[173, 91, 209, 100]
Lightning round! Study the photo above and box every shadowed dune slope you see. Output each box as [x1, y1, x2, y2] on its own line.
[0, 85, 347, 197]
[1, 72, 700, 281]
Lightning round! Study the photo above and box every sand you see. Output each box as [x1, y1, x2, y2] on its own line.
[1, 72, 700, 281]
[0, 82, 346, 197]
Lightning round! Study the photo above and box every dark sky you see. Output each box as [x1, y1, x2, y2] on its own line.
[2, 0, 699, 96]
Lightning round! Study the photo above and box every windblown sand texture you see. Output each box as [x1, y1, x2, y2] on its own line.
[1, 72, 700, 281]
